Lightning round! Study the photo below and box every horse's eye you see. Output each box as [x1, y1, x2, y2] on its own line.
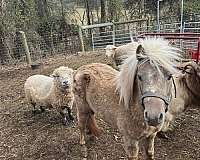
[138, 75, 142, 81]
[167, 74, 172, 80]
[185, 67, 191, 73]
[73, 79, 76, 83]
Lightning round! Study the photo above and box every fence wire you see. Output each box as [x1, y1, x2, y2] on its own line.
[0, 31, 80, 65]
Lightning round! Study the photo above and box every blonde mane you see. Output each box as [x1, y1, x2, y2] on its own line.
[116, 37, 182, 108]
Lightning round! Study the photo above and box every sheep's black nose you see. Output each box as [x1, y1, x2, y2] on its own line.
[62, 81, 69, 86]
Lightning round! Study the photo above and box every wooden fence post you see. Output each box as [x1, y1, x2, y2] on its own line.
[19, 31, 32, 66]
[78, 26, 85, 52]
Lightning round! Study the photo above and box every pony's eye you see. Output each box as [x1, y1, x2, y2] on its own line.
[138, 75, 142, 81]
[167, 74, 172, 80]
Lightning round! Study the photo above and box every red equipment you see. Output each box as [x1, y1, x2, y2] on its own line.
[137, 33, 200, 63]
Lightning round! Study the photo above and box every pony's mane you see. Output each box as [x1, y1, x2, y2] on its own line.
[116, 37, 182, 108]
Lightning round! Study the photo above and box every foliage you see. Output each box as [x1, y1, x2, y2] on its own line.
[184, 0, 200, 14]
[0, 0, 199, 64]
[108, 0, 123, 22]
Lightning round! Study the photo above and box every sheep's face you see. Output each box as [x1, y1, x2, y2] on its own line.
[105, 45, 117, 58]
[51, 66, 74, 90]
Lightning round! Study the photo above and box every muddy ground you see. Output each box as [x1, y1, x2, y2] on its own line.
[0, 52, 199, 160]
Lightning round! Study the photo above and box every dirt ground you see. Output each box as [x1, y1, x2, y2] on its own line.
[0, 52, 199, 160]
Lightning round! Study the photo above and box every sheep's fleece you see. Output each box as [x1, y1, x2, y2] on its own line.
[24, 66, 74, 125]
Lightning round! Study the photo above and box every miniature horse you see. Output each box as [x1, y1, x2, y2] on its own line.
[73, 38, 181, 159]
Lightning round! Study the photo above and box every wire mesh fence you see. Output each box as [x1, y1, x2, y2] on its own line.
[0, 30, 81, 65]
[1, 21, 200, 66]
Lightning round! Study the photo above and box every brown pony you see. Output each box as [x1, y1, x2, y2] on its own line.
[73, 38, 182, 160]
[162, 61, 200, 132]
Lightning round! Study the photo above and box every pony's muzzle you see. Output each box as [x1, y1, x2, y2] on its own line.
[144, 111, 164, 127]
[143, 97, 166, 127]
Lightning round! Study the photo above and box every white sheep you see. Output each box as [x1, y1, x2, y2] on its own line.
[24, 66, 74, 125]
[105, 41, 139, 69]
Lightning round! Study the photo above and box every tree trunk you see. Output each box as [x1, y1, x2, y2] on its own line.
[0, 25, 11, 64]
[34, 0, 49, 19]
[84, 0, 91, 25]
[95, 4, 100, 23]
[100, 0, 106, 23]
[100, 0, 106, 34]
[59, 0, 65, 18]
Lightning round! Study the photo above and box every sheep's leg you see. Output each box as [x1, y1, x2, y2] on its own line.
[60, 106, 74, 126]
[40, 106, 45, 113]
[67, 107, 74, 121]
[144, 133, 157, 160]
[60, 108, 69, 126]
[31, 102, 37, 114]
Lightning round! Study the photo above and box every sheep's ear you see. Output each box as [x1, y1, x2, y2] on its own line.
[50, 73, 58, 78]
[184, 64, 196, 75]
[112, 46, 117, 50]
[73, 70, 77, 75]
[50, 74, 54, 78]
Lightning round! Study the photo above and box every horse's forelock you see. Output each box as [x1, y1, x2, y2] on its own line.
[139, 38, 182, 74]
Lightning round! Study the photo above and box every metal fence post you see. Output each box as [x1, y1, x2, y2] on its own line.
[157, 0, 162, 32]
[196, 38, 200, 64]
[180, 0, 184, 33]
[19, 31, 32, 66]
[183, 22, 186, 33]
[130, 30, 134, 42]
[91, 31, 95, 51]
[112, 23, 115, 46]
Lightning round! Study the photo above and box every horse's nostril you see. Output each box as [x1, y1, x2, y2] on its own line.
[144, 111, 148, 120]
[159, 113, 163, 121]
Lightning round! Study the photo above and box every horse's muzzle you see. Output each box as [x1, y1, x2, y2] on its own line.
[144, 111, 164, 127]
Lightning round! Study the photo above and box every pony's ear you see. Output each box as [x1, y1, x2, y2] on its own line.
[136, 44, 145, 55]
[136, 44, 145, 61]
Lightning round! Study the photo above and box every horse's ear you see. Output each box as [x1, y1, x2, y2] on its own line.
[136, 44, 145, 55]
[136, 44, 145, 61]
